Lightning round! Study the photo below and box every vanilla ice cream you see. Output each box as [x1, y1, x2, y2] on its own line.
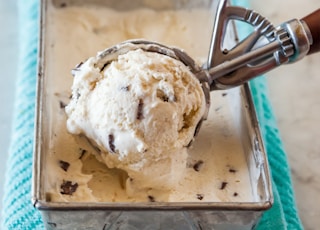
[65, 47, 206, 193]
[44, 3, 256, 203]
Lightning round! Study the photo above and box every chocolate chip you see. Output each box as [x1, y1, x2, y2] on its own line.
[75, 62, 83, 69]
[71, 62, 83, 76]
[47, 222, 57, 227]
[75, 91, 81, 100]
[161, 96, 169, 102]
[137, 99, 144, 120]
[71, 68, 80, 76]
[148, 195, 155, 202]
[196, 194, 204, 200]
[215, 106, 222, 112]
[79, 149, 87, 159]
[156, 89, 169, 102]
[229, 168, 237, 173]
[120, 85, 130, 91]
[60, 180, 78, 195]
[185, 139, 194, 148]
[59, 160, 70, 172]
[220, 182, 228, 190]
[108, 134, 116, 153]
[45, 193, 52, 202]
[59, 101, 67, 109]
[60, 2, 67, 8]
[193, 160, 204, 172]
[100, 63, 108, 72]
[197, 222, 204, 230]
[233, 192, 238, 197]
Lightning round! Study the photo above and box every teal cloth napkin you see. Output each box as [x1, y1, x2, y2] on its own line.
[1, 0, 303, 229]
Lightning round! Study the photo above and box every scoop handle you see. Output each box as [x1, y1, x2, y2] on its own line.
[302, 9, 320, 55]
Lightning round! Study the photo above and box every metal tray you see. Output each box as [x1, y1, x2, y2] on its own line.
[32, 0, 273, 229]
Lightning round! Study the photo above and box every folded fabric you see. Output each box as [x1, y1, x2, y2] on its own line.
[1, 0, 303, 229]
[1, 0, 44, 229]
[231, 1, 303, 229]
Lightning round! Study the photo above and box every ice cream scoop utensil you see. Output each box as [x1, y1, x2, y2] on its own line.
[91, 0, 320, 137]
[95, 0, 320, 91]
[208, 0, 319, 90]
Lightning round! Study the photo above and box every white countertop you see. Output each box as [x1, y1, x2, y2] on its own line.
[0, 0, 319, 228]
[251, 1, 320, 229]
[0, 0, 18, 217]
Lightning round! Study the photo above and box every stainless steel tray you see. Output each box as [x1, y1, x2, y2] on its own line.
[32, 0, 273, 229]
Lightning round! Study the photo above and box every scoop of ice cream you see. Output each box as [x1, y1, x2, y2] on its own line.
[65, 48, 206, 194]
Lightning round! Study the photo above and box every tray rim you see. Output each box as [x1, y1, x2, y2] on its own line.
[32, 0, 273, 212]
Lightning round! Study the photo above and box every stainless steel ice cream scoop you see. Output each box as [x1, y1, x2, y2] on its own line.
[89, 0, 320, 137]
[207, 0, 320, 90]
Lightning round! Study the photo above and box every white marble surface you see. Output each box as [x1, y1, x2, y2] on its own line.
[0, 0, 18, 218]
[0, 0, 319, 229]
[251, 1, 320, 229]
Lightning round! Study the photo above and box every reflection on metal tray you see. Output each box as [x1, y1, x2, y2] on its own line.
[32, 0, 273, 229]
